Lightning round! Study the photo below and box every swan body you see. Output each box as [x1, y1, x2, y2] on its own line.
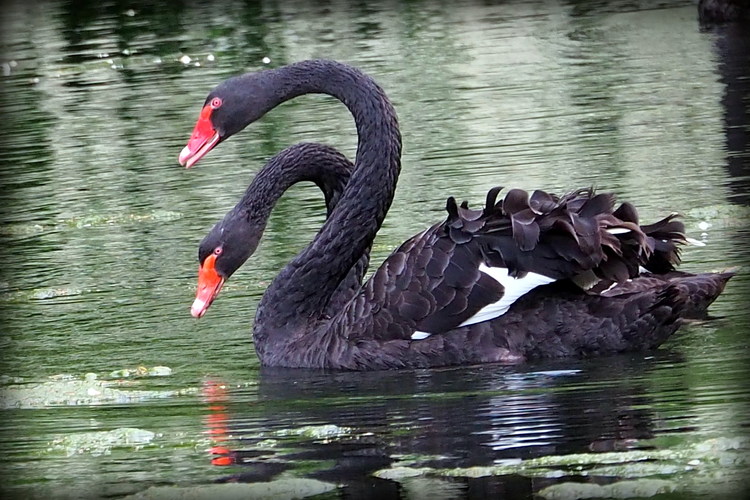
[181, 59, 733, 370]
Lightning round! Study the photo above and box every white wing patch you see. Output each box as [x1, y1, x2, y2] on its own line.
[410, 331, 432, 340]
[458, 264, 556, 328]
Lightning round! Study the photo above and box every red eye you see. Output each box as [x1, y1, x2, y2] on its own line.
[214, 247, 223, 255]
[210, 97, 222, 109]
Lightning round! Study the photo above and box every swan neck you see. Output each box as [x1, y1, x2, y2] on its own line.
[257, 60, 402, 332]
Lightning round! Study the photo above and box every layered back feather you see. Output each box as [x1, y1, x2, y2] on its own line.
[445, 186, 686, 285]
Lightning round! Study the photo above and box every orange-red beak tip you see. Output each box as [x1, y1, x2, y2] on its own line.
[179, 104, 220, 168]
[191, 254, 224, 318]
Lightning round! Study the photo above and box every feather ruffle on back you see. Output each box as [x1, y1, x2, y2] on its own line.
[444, 186, 686, 286]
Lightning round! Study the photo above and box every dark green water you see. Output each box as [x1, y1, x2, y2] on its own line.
[1, 0, 748, 498]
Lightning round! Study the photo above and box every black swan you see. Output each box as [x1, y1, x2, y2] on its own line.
[179, 59, 733, 370]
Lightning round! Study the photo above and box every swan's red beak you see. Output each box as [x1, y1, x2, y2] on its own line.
[179, 104, 221, 168]
[191, 254, 225, 318]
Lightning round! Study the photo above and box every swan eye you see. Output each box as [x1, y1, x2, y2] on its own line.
[214, 247, 223, 256]
[210, 97, 223, 109]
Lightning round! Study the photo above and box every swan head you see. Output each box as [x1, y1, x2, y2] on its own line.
[179, 70, 287, 168]
[192, 207, 265, 318]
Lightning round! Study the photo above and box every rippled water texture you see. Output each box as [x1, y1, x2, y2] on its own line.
[1, 0, 749, 498]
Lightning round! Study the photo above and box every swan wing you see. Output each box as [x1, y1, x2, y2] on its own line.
[343, 187, 688, 342]
[347, 223, 561, 340]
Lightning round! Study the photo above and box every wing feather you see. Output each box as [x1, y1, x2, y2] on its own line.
[344, 186, 687, 342]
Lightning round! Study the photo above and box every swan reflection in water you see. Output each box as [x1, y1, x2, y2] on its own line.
[200, 355, 680, 498]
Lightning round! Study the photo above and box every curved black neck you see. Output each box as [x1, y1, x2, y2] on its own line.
[208, 143, 353, 282]
[240, 143, 352, 221]
[250, 60, 402, 331]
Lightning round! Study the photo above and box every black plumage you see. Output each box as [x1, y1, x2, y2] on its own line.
[181, 60, 734, 371]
